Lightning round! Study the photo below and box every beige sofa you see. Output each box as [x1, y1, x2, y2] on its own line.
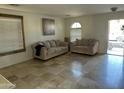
[32, 40, 68, 60]
[70, 39, 99, 55]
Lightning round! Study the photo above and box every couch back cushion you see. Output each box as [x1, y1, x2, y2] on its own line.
[88, 39, 98, 46]
[81, 39, 89, 46]
[75, 39, 82, 46]
[38, 41, 44, 46]
[76, 39, 89, 46]
[49, 40, 56, 47]
[43, 40, 51, 48]
[54, 40, 60, 46]
[76, 39, 97, 46]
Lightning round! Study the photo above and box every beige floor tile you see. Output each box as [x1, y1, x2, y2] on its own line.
[0, 53, 124, 89]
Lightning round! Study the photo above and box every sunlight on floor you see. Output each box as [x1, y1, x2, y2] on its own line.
[105, 55, 123, 88]
[107, 48, 124, 56]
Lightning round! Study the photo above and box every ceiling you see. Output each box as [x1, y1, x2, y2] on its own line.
[0, 4, 124, 17]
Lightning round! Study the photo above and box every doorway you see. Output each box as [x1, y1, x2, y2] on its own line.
[107, 19, 124, 56]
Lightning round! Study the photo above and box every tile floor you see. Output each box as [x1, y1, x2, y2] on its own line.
[0, 53, 124, 89]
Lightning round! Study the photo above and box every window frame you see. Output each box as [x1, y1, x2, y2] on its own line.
[0, 13, 26, 56]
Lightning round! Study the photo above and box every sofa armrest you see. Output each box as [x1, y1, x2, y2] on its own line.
[32, 43, 38, 55]
[32, 43, 48, 59]
[40, 47, 48, 58]
[70, 42, 77, 51]
[90, 41, 99, 54]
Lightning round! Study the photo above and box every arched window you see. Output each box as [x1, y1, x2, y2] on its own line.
[70, 22, 82, 42]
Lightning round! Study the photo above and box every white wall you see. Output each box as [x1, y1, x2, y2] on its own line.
[65, 15, 94, 39]
[0, 9, 65, 68]
[65, 11, 124, 53]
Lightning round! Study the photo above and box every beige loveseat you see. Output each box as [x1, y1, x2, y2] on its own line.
[32, 40, 68, 60]
[70, 39, 99, 55]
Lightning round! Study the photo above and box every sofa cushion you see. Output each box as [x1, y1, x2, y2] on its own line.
[47, 48, 56, 55]
[75, 39, 82, 46]
[54, 40, 60, 46]
[48, 47, 67, 55]
[76, 39, 96, 46]
[81, 39, 89, 46]
[43, 41, 51, 48]
[73, 46, 90, 52]
[38, 42, 44, 46]
[88, 39, 97, 46]
[55, 47, 62, 52]
[49, 40, 56, 47]
[56, 47, 67, 51]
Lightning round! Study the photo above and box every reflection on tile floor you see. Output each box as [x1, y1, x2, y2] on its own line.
[0, 53, 124, 89]
[107, 48, 124, 56]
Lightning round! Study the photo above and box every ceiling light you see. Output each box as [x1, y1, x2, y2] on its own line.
[65, 15, 70, 17]
[9, 4, 20, 7]
[111, 7, 118, 12]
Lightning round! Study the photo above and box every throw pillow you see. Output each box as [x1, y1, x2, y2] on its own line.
[49, 40, 56, 47]
[43, 41, 51, 48]
[54, 40, 60, 46]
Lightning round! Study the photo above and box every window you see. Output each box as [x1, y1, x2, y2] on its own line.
[0, 14, 25, 56]
[70, 22, 82, 42]
[71, 22, 81, 28]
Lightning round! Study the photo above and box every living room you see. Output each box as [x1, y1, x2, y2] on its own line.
[0, 1, 124, 91]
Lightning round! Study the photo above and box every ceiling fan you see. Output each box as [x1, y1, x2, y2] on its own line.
[9, 4, 20, 6]
[110, 7, 118, 12]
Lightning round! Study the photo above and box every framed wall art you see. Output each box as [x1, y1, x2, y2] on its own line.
[42, 18, 55, 35]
